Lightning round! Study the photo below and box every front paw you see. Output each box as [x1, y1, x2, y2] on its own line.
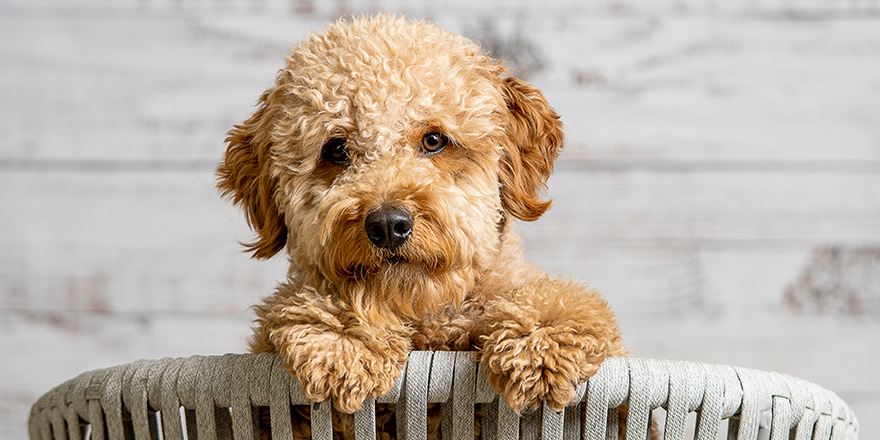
[280, 334, 403, 413]
[481, 327, 606, 414]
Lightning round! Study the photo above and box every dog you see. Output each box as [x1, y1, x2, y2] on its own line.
[217, 14, 626, 438]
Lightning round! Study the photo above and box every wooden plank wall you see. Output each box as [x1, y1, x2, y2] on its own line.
[2, 1, 879, 438]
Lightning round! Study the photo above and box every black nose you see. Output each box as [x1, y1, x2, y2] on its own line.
[365, 206, 413, 250]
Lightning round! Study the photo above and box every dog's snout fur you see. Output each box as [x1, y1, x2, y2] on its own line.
[365, 205, 412, 250]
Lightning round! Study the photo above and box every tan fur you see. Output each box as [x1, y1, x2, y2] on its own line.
[218, 15, 626, 438]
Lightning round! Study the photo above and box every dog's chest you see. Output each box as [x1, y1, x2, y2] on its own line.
[409, 303, 486, 351]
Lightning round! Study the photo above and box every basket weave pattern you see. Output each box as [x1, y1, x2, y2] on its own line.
[28, 352, 858, 440]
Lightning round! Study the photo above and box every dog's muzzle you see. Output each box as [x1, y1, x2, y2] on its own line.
[364, 205, 413, 250]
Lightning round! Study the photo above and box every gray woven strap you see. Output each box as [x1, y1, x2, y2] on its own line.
[28, 353, 859, 440]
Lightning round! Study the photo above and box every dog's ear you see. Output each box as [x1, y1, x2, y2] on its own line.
[217, 91, 288, 259]
[498, 76, 563, 221]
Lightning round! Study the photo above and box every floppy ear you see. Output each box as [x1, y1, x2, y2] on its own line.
[498, 76, 563, 221]
[216, 91, 287, 259]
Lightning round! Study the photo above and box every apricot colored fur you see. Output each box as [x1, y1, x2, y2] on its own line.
[218, 15, 626, 438]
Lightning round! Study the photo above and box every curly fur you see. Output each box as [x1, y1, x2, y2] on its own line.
[218, 14, 626, 438]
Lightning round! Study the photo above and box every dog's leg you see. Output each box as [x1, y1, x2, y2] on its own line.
[480, 276, 625, 414]
[253, 284, 410, 414]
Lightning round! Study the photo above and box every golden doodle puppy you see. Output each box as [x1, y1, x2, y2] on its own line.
[218, 14, 625, 436]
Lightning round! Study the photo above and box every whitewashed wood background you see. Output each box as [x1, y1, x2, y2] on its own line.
[2, 1, 879, 438]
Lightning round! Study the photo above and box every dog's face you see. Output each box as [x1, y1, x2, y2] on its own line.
[218, 16, 562, 318]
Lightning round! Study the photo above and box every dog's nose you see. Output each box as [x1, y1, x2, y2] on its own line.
[365, 206, 413, 250]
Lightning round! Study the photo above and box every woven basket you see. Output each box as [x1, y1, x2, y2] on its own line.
[28, 352, 858, 440]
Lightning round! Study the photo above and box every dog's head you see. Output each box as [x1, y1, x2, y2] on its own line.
[218, 15, 562, 317]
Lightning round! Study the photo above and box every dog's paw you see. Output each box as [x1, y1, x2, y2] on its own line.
[481, 327, 605, 414]
[281, 334, 404, 413]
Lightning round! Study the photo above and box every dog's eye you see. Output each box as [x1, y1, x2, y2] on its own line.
[321, 138, 349, 165]
[420, 132, 448, 155]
